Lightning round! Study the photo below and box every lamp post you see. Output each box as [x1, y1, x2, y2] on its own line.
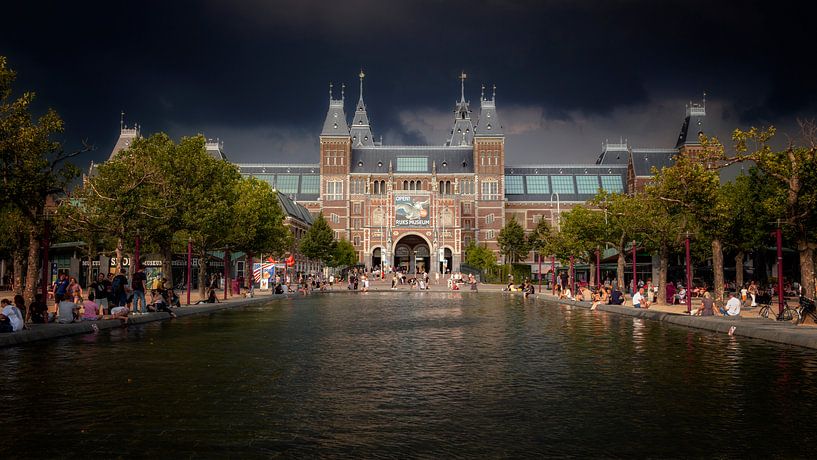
[551, 255, 556, 295]
[775, 224, 784, 317]
[631, 240, 637, 294]
[186, 237, 192, 305]
[134, 230, 141, 273]
[569, 255, 575, 296]
[685, 234, 692, 314]
[596, 249, 601, 290]
[223, 247, 230, 300]
[538, 252, 542, 293]
[41, 214, 51, 301]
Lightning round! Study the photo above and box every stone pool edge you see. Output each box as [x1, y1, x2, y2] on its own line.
[0, 295, 274, 348]
[550, 297, 817, 350]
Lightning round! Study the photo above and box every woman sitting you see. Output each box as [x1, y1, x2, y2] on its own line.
[195, 287, 220, 305]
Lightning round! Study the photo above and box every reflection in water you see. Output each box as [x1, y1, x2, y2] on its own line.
[2, 293, 817, 458]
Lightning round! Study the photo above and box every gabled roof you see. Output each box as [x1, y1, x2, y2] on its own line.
[320, 92, 349, 137]
[475, 88, 503, 137]
[108, 127, 140, 161]
[595, 141, 629, 165]
[349, 146, 474, 174]
[675, 102, 706, 148]
[205, 139, 228, 161]
[631, 149, 677, 176]
[277, 191, 314, 225]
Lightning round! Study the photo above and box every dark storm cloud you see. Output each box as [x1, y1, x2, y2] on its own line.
[1, 0, 816, 164]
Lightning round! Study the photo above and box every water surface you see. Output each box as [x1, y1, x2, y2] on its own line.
[2, 292, 816, 458]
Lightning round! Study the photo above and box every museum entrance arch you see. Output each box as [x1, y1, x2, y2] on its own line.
[371, 247, 382, 271]
[393, 234, 431, 274]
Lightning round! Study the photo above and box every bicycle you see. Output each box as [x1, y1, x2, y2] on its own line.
[796, 296, 816, 325]
[758, 297, 801, 323]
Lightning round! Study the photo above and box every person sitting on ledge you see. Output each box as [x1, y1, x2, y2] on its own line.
[195, 287, 221, 305]
[57, 297, 80, 324]
[81, 292, 102, 321]
[719, 292, 741, 317]
[0, 298, 24, 333]
[27, 294, 49, 324]
[609, 287, 625, 305]
[632, 287, 650, 309]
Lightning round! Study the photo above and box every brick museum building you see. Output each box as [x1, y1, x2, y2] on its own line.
[233, 72, 707, 276]
[93, 72, 707, 281]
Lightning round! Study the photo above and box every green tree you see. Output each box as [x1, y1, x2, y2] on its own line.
[0, 56, 86, 303]
[300, 212, 336, 266]
[650, 136, 737, 301]
[735, 124, 817, 296]
[637, 190, 683, 304]
[497, 215, 529, 263]
[0, 207, 31, 295]
[553, 205, 606, 284]
[230, 180, 292, 261]
[329, 238, 357, 268]
[463, 241, 497, 271]
[592, 191, 644, 290]
[168, 135, 242, 297]
[719, 172, 772, 288]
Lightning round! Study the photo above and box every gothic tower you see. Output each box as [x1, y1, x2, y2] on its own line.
[473, 82, 505, 254]
[319, 83, 352, 240]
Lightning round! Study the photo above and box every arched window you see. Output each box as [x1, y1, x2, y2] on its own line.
[403, 180, 408, 190]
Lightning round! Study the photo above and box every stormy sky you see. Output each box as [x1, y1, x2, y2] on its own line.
[2, 0, 816, 167]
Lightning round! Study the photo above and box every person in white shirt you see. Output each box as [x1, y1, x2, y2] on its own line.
[720, 292, 741, 316]
[0, 298, 24, 333]
[632, 287, 649, 309]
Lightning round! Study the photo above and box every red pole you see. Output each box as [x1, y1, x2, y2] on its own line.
[631, 240, 637, 294]
[777, 227, 784, 316]
[569, 255, 574, 295]
[223, 249, 230, 300]
[41, 220, 50, 301]
[551, 256, 556, 295]
[247, 252, 253, 290]
[596, 249, 601, 289]
[186, 238, 192, 305]
[134, 233, 141, 272]
[685, 235, 692, 314]
[538, 252, 542, 293]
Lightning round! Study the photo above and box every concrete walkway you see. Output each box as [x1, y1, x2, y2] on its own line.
[2, 279, 816, 350]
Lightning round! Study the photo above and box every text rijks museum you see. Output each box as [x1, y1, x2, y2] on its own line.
[114, 72, 707, 278]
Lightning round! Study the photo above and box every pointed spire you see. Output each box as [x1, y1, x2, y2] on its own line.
[328, 82, 333, 101]
[702, 90, 707, 109]
[120, 110, 125, 131]
[492, 84, 496, 101]
[341, 83, 345, 102]
[481, 84, 485, 101]
[358, 68, 365, 102]
[459, 71, 467, 102]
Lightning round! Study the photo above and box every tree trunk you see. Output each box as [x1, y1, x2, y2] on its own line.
[198, 249, 208, 299]
[160, 242, 173, 287]
[12, 251, 24, 296]
[712, 239, 725, 303]
[115, 237, 123, 272]
[616, 250, 625, 291]
[735, 251, 745, 289]
[657, 245, 669, 305]
[589, 258, 596, 287]
[24, 226, 40, 305]
[798, 239, 815, 298]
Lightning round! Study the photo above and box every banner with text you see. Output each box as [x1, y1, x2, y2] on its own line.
[394, 195, 430, 227]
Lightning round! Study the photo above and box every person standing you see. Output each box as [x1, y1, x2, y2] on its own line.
[52, 273, 70, 303]
[131, 266, 147, 314]
[112, 269, 129, 310]
[91, 273, 111, 314]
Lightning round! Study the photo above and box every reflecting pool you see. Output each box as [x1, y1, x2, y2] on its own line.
[2, 292, 817, 457]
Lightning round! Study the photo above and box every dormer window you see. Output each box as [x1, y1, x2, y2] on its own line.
[333, 113, 338, 118]
[333, 123, 338, 129]
[487, 124, 492, 130]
